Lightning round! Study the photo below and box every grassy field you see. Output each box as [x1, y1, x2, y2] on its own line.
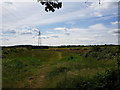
[2, 45, 120, 89]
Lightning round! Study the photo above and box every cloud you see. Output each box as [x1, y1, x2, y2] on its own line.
[1, 0, 119, 3]
[66, 21, 76, 25]
[2, 1, 118, 32]
[77, 38, 94, 40]
[2, 30, 16, 35]
[109, 29, 120, 36]
[0, 37, 9, 41]
[112, 33, 120, 36]
[1, 1, 118, 46]
[20, 32, 32, 35]
[111, 21, 120, 25]
[113, 30, 120, 34]
[51, 23, 111, 44]
[89, 24, 108, 30]
[93, 34, 104, 38]
[70, 28, 87, 32]
[89, 1, 117, 11]
[93, 12, 103, 17]
[2, 1, 16, 13]
[54, 27, 67, 31]
[4, 2, 13, 5]
[15, 26, 39, 36]
[65, 32, 70, 35]
[2, 25, 116, 46]
[32, 28, 39, 32]
[2, 26, 40, 40]
[2, 22, 115, 46]
[46, 31, 54, 34]
[109, 29, 120, 32]
[51, 36, 59, 38]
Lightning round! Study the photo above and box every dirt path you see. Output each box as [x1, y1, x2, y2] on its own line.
[26, 51, 62, 88]
[28, 66, 50, 88]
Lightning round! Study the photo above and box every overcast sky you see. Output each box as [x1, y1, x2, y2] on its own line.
[0, 0, 119, 46]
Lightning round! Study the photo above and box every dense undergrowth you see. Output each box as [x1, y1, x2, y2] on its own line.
[81, 45, 119, 60]
[52, 69, 120, 89]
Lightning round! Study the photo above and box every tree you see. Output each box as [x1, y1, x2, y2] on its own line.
[37, 0, 62, 12]
[37, 0, 101, 12]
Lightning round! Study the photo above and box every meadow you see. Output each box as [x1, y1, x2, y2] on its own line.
[2, 45, 120, 89]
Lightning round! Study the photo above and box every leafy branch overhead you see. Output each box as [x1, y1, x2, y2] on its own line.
[37, 0, 101, 12]
[37, 0, 62, 12]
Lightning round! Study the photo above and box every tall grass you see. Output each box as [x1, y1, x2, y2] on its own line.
[2, 46, 119, 88]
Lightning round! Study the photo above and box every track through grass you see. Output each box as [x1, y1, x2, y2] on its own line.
[2, 46, 118, 88]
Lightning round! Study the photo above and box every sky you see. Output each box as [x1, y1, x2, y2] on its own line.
[0, 0, 119, 46]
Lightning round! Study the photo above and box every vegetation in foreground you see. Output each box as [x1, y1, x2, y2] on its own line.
[2, 45, 120, 89]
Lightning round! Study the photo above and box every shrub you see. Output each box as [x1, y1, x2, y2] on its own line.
[94, 69, 120, 90]
[82, 46, 119, 60]
[53, 69, 120, 89]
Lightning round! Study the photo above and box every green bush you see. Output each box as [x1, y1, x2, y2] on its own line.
[94, 69, 120, 90]
[53, 69, 120, 89]
[82, 46, 119, 60]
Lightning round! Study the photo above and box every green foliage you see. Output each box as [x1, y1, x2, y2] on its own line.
[46, 67, 70, 79]
[37, 0, 62, 12]
[2, 45, 119, 88]
[52, 69, 120, 89]
[94, 69, 120, 89]
[82, 46, 119, 60]
[2, 49, 61, 87]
